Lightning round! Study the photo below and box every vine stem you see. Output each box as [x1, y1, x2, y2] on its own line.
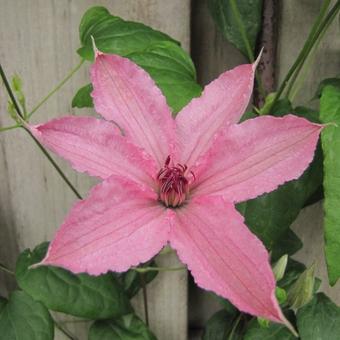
[0, 263, 14, 276]
[132, 266, 186, 273]
[228, 314, 242, 340]
[270, 0, 339, 110]
[285, 0, 332, 98]
[0, 63, 82, 200]
[0, 124, 20, 132]
[27, 59, 85, 119]
[229, 0, 266, 99]
[139, 273, 149, 327]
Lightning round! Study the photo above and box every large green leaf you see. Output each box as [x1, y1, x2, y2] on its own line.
[320, 85, 340, 285]
[297, 293, 340, 340]
[0, 291, 54, 340]
[244, 319, 294, 340]
[208, 0, 263, 58]
[89, 313, 157, 340]
[73, 6, 201, 113]
[202, 309, 241, 340]
[15, 242, 132, 319]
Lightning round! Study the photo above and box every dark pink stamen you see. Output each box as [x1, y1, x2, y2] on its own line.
[157, 156, 193, 208]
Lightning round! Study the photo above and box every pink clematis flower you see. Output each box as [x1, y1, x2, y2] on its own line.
[29, 46, 322, 327]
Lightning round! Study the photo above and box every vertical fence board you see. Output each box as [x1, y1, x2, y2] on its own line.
[0, 1, 189, 339]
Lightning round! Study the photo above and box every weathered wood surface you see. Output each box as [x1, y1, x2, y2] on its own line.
[0, 1, 189, 339]
[189, 0, 340, 338]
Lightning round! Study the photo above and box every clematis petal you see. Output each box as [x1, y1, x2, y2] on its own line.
[193, 115, 323, 203]
[37, 175, 171, 275]
[176, 60, 257, 167]
[90, 51, 176, 166]
[29, 116, 157, 186]
[169, 195, 286, 323]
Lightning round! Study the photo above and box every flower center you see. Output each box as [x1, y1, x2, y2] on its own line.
[157, 156, 194, 208]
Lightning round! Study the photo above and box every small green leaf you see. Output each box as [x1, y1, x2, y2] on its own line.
[278, 259, 306, 290]
[287, 263, 315, 310]
[0, 291, 54, 340]
[297, 293, 340, 340]
[273, 255, 288, 281]
[208, 0, 263, 58]
[16, 242, 132, 319]
[257, 317, 270, 328]
[89, 313, 157, 340]
[275, 287, 287, 305]
[202, 309, 241, 340]
[244, 318, 295, 340]
[74, 6, 201, 113]
[116, 261, 158, 298]
[72, 83, 93, 108]
[313, 78, 340, 100]
[320, 85, 340, 285]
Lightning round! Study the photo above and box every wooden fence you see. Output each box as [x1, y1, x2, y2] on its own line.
[0, 1, 339, 339]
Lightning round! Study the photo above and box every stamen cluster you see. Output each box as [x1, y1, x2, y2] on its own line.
[157, 156, 191, 208]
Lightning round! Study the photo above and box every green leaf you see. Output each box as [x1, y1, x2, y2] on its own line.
[116, 261, 158, 298]
[278, 259, 306, 290]
[202, 309, 241, 340]
[313, 78, 340, 100]
[271, 229, 303, 262]
[297, 293, 340, 340]
[294, 106, 320, 123]
[78, 7, 176, 59]
[0, 291, 54, 340]
[273, 255, 288, 281]
[320, 85, 340, 285]
[72, 83, 93, 108]
[74, 6, 201, 113]
[275, 287, 287, 305]
[208, 0, 263, 58]
[15, 242, 132, 319]
[88, 313, 157, 340]
[244, 318, 295, 340]
[0, 296, 7, 313]
[287, 263, 315, 310]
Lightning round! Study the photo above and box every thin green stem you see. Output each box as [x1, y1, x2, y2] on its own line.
[271, 0, 339, 110]
[132, 266, 186, 273]
[286, 0, 332, 98]
[229, 0, 266, 98]
[27, 128, 82, 199]
[0, 263, 14, 276]
[54, 319, 78, 340]
[0, 65, 23, 119]
[139, 273, 149, 327]
[228, 314, 242, 340]
[0, 124, 21, 132]
[0, 63, 82, 199]
[27, 59, 85, 119]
